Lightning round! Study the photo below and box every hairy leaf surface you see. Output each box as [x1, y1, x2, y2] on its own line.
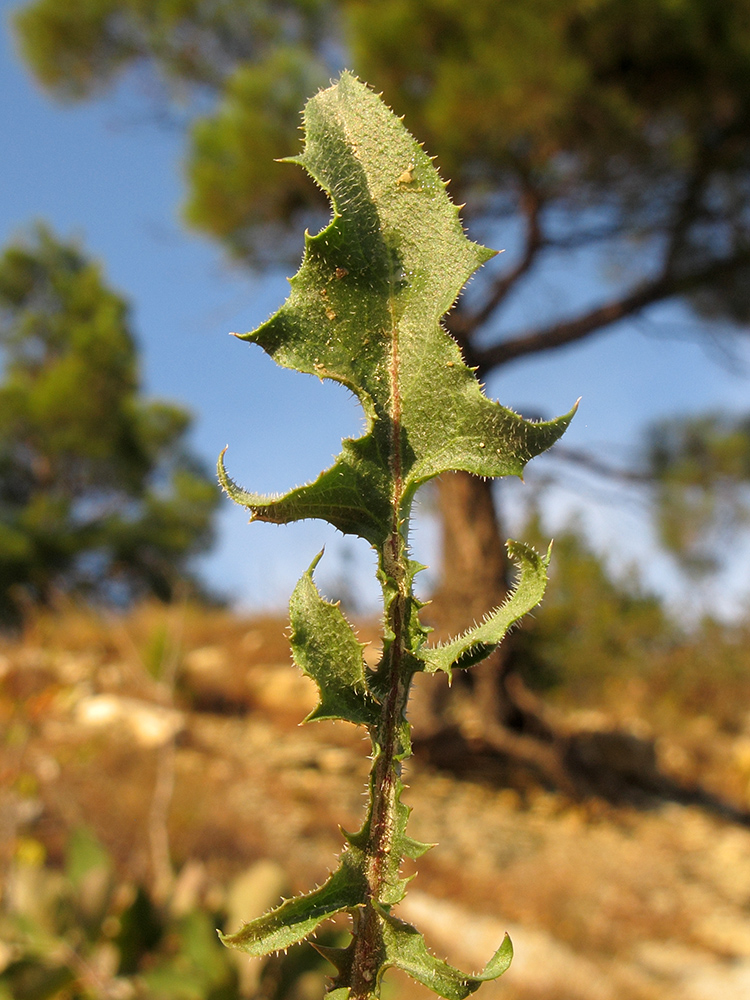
[419, 541, 551, 676]
[219, 72, 575, 545]
[290, 551, 378, 725]
[380, 911, 513, 1000]
[219, 853, 365, 957]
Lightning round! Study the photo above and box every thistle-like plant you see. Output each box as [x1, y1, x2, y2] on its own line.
[219, 72, 576, 1000]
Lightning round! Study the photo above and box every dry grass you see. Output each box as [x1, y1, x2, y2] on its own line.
[4, 601, 750, 999]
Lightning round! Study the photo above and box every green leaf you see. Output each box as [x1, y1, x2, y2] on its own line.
[289, 551, 379, 726]
[380, 909, 513, 1000]
[418, 541, 551, 677]
[65, 825, 111, 888]
[310, 906, 512, 999]
[218, 72, 575, 546]
[219, 852, 365, 957]
[216, 72, 574, 998]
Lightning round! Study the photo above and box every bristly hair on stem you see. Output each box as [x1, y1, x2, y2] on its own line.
[217, 71, 576, 1000]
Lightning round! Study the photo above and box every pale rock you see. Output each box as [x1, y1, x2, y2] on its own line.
[75, 694, 183, 747]
[247, 666, 318, 716]
[184, 645, 228, 674]
[170, 859, 208, 917]
[225, 860, 289, 996]
[399, 890, 624, 1000]
[55, 652, 97, 684]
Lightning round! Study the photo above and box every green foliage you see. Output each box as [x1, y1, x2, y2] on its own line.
[0, 830, 333, 1000]
[185, 47, 330, 264]
[218, 74, 575, 999]
[13, 0, 332, 98]
[507, 417, 750, 697]
[511, 514, 673, 694]
[0, 226, 219, 628]
[646, 412, 750, 574]
[17, 0, 750, 322]
[347, 0, 750, 174]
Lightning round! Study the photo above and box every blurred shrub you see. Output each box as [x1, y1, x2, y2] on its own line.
[0, 226, 220, 630]
[509, 514, 750, 732]
[511, 515, 673, 694]
[0, 828, 336, 1000]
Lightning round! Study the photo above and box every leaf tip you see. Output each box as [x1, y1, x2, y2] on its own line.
[308, 548, 326, 574]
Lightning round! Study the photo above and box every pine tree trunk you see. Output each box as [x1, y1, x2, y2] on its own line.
[428, 470, 508, 636]
[429, 470, 534, 730]
[421, 470, 512, 730]
[417, 470, 579, 794]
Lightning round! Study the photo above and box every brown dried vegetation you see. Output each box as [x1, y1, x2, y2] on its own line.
[3, 601, 750, 999]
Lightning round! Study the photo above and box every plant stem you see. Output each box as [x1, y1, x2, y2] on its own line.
[350, 528, 413, 998]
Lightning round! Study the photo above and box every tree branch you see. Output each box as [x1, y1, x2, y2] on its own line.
[452, 180, 544, 341]
[548, 445, 650, 483]
[663, 146, 716, 276]
[543, 219, 645, 250]
[475, 250, 750, 371]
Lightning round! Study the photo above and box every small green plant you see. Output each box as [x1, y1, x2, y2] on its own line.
[1, 831, 232, 1000]
[219, 73, 575, 1000]
[1, 831, 334, 1000]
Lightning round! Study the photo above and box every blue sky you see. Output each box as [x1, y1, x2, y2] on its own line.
[2, 2, 749, 619]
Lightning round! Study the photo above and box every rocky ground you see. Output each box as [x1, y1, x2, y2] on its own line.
[3, 603, 750, 1000]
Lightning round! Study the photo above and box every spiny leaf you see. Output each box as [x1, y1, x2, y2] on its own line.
[219, 71, 575, 546]
[219, 853, 365, 957]
[312, 919, 505, 1000]
[289, 551, 379, 726]
[379, 910, 513, 1000]
[418, 541, 551, 677]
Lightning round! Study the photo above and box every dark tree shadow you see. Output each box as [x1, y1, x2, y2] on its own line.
[415, 723, 750, 827]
